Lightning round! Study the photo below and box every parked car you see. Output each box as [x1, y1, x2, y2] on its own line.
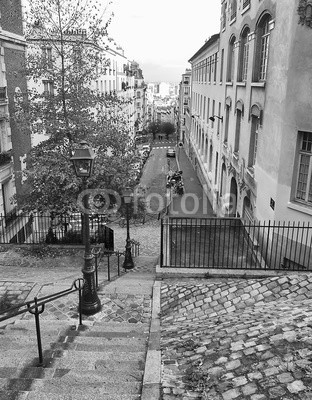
[166, 147, 176, 157]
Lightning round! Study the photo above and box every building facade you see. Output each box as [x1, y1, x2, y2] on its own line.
[177, 69, 191, 146]
[0, 0, 31, 222]
[131, 61, 147, 135]
[187, 0, 312, 228]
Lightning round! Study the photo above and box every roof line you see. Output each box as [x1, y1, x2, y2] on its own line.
[188, 33, 220, 63]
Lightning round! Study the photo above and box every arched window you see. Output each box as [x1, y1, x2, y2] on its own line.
[209, 144, 213, 171]
[224, 104, 230, 144]
[248, 112, 260, 169]
[238, 27, 250, 82]
[221, 163, 227, 196]
[205, 138, 208, 164]
[227, 36, 236, 82]
[254, 13, 272, 81]
[243, 196, 253, 222]
[234, 100, 244, 154]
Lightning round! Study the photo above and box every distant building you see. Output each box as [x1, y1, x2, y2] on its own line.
[177, 69, 192, 146]
[131, 61, 147, 134]
[26, 22, 142, 143]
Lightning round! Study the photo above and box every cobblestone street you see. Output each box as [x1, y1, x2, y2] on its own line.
[161, 275, 312, 399]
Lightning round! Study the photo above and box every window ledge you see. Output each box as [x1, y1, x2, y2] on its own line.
[251, 82, 266, 88]
[233, 152, 239, 160]
[246, 167, 255, 178]
[222, 27, 226, 33]
[226, 81, 233, 86]
[236, 82, 246, 87]
[241, 4, 250, 15]
[229, 17, 236, 26]
[287, 201, 312, 216]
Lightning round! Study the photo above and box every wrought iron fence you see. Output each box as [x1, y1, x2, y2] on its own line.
[160, 217, 312, 271]
[0, 212, 114, 250]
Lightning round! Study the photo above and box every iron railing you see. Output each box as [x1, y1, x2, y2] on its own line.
[160, 217, 312, 270]
[93, 240, 141, 285]
[0, 212, 114, 249]
[0, 278, 84, 366]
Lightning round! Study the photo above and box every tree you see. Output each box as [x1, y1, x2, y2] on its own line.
[160, 122, 175, 140]
[14, 0, 136, 214]
[147, 121, 161, 140]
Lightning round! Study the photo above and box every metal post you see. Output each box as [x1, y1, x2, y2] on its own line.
[81, 180, 101, 315]
[123, 202, 134, 270]
[117, 252, 120, 276]
[28, 298, 44, 366]
[94, 252, 99, 289]
[107, 253, 111, 281]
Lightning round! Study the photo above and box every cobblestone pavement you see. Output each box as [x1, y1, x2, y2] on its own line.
[108, 219, 161, 257]
[0, 281, 35, 313]
[20, 290, 151, 324]
[161, 274, 312, 399]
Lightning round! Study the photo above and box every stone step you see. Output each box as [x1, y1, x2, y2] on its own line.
[1, 339, 147, 354]
[0, 367, 143, 389]
[0, 390, 141, 400]
[0, 360, 145, 381]
[0, 378, 141, 399]
[2, 348, 146, 364]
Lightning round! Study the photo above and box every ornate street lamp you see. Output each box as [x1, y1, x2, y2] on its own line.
[71, 141, 101, 315]
[122, 187, 135, 270]
[209, 115, 223, 122]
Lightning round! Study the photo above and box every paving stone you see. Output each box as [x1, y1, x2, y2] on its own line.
[287, 380, 306, 393]
[222, 388, 240, 400]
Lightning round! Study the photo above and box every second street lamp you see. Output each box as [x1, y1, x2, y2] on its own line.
[122, 187, 135, 270]
[70, 141, 101, 315]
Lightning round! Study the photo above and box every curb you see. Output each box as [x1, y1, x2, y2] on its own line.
[141, 280, 161, 400]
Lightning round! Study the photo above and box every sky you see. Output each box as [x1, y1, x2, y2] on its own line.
[107, 0, 221, 83]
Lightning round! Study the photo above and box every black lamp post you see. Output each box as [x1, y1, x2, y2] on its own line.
[71, 141, 101, 315]
[209, 115, 223, 122]
[122, 187, 135, 270]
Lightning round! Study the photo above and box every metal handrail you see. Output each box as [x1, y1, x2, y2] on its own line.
[99, 242, 140, 282]
[0, 278, 85, 366]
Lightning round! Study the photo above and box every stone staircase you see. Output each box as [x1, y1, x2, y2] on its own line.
[0, 255, 158, 400]
[0, 318, 149, 400]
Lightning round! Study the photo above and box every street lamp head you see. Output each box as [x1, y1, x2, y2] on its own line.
[71, 141, 96, 178]
[209, 115, 223, 123]
[123, 186, 133, 204]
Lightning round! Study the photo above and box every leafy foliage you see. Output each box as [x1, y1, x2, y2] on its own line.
[147, 121, 161, 140]
[160, 121, 175, 140]
[14, 0, 137, 214]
